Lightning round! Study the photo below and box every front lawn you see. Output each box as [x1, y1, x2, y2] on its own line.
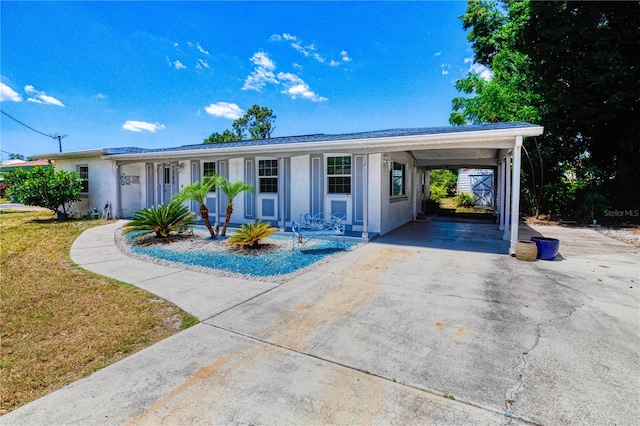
[0, 209, 196, 414]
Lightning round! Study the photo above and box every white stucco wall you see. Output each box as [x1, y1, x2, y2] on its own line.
[54, 156, 118, 218]
[119, 164, 144, 217]
[290, 155, 310, 225]
[378, 151, 415, 235]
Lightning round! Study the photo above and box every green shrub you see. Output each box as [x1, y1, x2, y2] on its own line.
[429, 169, 458, 201]
[4, 166, 81, 219]
[455, 192, 476, 208]
[122, 201, 198, 239]
[227, 220, 277, 249]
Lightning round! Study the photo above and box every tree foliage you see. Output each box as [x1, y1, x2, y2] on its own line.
[217, 178, 255, 236]
[429, 169, 458, 201]
[204, 105, 276, 144]
[5, 166, 82, 219]
[172, 175, 224, 238]
[450, 0, 640, 218]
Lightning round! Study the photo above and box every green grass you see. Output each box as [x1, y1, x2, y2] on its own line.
[0, 209, 196, 414]
[439, 196, 494, 214]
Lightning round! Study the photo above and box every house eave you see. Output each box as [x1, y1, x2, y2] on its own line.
[105, 125, 544, 161]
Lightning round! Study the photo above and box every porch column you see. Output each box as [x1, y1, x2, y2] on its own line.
[497, 160, 504, 229]
[362, 154, 369, 238]
[116, 164, 122, 219]
[509, 136, 523, 254]
[279, 156, 286, 230]
[503, 153, 511, 241]
[215, 160, 220, 228]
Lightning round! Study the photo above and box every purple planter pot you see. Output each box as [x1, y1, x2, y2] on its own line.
[530, 237, 560, 260]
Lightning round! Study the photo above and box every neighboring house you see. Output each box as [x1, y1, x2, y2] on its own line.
[457, 168, 495, 207]
[30, 122, 544, 253]
[0, 160, 53, 199]
[0, 159, 53, 179]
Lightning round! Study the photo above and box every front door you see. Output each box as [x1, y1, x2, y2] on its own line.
[157, 163, 179, 204]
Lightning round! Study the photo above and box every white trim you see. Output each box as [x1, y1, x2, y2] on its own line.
[509, 136, 523, 254]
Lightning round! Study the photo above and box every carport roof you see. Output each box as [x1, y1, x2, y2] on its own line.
[31, 122, 543, 166]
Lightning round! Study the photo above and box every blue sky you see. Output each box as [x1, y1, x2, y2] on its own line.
[0, 1, 478, 160]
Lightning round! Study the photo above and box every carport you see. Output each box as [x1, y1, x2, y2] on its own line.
[384, 122, 544, 254]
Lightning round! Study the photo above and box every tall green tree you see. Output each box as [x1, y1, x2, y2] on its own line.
[172, 175, 224, 238]
[520, 1, 640, 209]
[203, 105, 276, 144]
[217, 178, 255, 236]
[450, 0, 639, 217]
[232, 104, 276, 140]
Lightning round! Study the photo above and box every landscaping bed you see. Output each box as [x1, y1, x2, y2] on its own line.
[116, 229, 357, 283]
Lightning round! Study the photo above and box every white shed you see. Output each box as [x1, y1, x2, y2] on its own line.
[457, 168, 494, 207]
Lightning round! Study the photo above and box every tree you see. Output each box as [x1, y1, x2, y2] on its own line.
[8, 153, 26, 161]
[450, 0, 639, 218]
[203, 105, 276, 144]
[5, 166, 82, 220]
[203, 129, 239, 144]
[232, 105, 276, 140]
[217, 178, 255, 236]
[172, 175, 224, 238]
[520, 1, 640, 209]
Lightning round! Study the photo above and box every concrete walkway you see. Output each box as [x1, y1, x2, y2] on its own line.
[3, 220, 639, 425]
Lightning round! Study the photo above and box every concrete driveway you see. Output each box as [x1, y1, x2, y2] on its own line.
[3, 220, 639, 425]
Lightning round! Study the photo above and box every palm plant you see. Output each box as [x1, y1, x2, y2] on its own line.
[227, 220, 278, 249]
[172, 175, 223, 238]
[218, 178, 255, 236]
[122, 201, 198, 239]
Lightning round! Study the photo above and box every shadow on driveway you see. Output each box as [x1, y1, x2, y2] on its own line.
[374, 218, 546, 255]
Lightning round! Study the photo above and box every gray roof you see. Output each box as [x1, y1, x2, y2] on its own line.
[103, 122, 541, 156]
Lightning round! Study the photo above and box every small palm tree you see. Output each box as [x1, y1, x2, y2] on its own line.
[172, 175, 223, 238]
[218, 178, 255, 236]
[227, 220, 278, 249]
[122, 201, 198, 239]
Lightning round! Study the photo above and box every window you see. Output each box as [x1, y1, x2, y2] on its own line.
[77, 165, 89, 194]
[259, 159, 278, 193]
[203, 162, 216, 191]
[327, 156, 351, 194]
[203, 162, 216, 177]
[390, 162, 405, 196]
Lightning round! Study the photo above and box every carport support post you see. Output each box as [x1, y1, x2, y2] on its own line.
[362, 154, 369, 238]
[509, 135, 523, 254]
[503, 154, 511, 241]
[497, 160, 504, 230]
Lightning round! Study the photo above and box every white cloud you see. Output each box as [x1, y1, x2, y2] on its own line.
[277, 72, 327, 102]
[172, 59, 186, 70]
[434, 51, 442, 57]
[195, 59, 210, 70]
[242, 51, 279, 91]
[23, 85, 64, 106]
[94, 93, 107, 99]
[204, 102, 244, 119]
[0, 82, 22, 102]
[122, 121, 166, 132]
[195, 42, 209, 55]
[271, 33, 355, 66]
[469, 62, 493, 81]
[441, 64, 450, 76]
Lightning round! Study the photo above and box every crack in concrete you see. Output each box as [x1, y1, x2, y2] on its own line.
[504, 300, 588, 424]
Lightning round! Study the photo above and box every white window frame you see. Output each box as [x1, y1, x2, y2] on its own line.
[326, 155, 351, 195]
[77, 165, 89, 195]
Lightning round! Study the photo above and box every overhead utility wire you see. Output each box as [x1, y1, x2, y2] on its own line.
[1, 110, 51, 138]
[0, 110, 67, 152]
